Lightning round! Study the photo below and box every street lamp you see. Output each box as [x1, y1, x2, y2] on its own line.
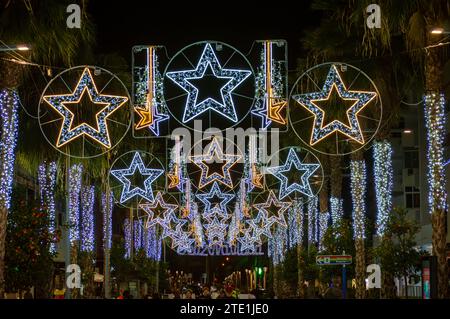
[430, 27, 450, 35]
[0, 44, 31, 52]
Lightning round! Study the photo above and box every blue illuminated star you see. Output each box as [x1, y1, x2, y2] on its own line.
[204, 216, 228, 247]
[246, 210, 274, 239]
[166, 43, 251, 123]
[160, 212, 188, 240]
[196, 182, 235, 214]
[202, 205, 230, 223]
[252, 96, 272, 129]
[171, 228, 195, 253]
[292, 65, 377, 145]
[111, 152, 163, 203]
[238, 228, 261, 252]
[149, 106, 169, 136]
[267, 148, 320, 200]
[43, 68, 128, 148]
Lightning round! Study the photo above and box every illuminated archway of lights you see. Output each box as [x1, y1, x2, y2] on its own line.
[43, 68, 128, 148]
[110, 152, 164, 203]
[292, 65, 377, 146]
[166, 43, 251, 123]
[267, 148, 320, 200]
[189, 137, 241, 189]
[253, 190, 292, 228]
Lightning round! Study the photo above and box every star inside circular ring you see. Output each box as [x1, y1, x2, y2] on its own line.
[163, 41, 256, 131]
[38, 66, 131, 158]
[288, 62, 382, 156]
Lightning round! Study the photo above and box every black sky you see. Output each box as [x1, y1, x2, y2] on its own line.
[88, 0, 320, 69]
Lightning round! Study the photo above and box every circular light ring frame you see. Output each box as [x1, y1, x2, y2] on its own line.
[260, 146, 324, 205]
[288, 62, 382, 156]
[108, 150, 166, 209]
[186, 135, 245, 193]
[162, 40, 256, 132]
[38, 65, 132, 159]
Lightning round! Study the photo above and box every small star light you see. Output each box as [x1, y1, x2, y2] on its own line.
[111, 152, 164, 203]
[166, 43, 251, 123]
[190, 137, 241, 189]
[160, 212, 188, 240]
[202, 205, 230, 223]
[246, 210, 273, 239]
[43, 68, 128, 148]
[267, 148, 320, 200]
[293, 64, 377, 146]
[139, 192, 178, 229]
[172, 230, 196, 253]
[238, 228, 261, 252]
[136, 104, 169, 136]
[204, 216, 228, 247]
[196, 181, 235, 213]
[253, 190, 291, 228]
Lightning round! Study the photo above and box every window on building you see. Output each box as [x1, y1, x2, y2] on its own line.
[404, 150, 419, 169]
[405, 186, 420, 209]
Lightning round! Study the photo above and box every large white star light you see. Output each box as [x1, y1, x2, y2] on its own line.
[111, 152, 164, 203]
[267, 148, 320, 200]
[166, 43, 251, 123]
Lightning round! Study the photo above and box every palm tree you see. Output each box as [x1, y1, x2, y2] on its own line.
[348, 0, 450, 299]
[0, 0, 94, 297]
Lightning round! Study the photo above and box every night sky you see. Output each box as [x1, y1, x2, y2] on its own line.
[88, 0, 320, 70]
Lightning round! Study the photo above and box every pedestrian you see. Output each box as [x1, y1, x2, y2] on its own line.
[23, 289, 33, 299]
[198, 286, 211, 299]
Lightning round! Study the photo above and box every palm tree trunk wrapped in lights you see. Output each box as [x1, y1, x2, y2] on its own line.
[317, 154, 329, 251]
[350, 151, 367, 299]
[424, 90, 448, 298]
[0, 85, 20, 298]
[329, 156, 343, 226]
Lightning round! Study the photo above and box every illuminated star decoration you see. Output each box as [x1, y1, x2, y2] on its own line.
[202, 205, 230, 223]
[166, 43, 251, 123]
[139, 192, 178, 230]
[238, 227, 262, 252]
[246, 210, 273, 239]
[252, 41, 287, 129]
[135, 47, 169, 135]
[136, 104, 169, 136]
[203, 216, 228, 247]
[172, 229, 196, 253]
[196, 181, 235, 213]
[293, 64, 377, 145]
[190, 137, 241, 189]
[167, 140, 186, 191]
[160, 212, 188, 240]
[267, 148, 320, 200]
[43, 68, 128, 148]
[253, 190, 291, 228]
[111, 152, 164, 203]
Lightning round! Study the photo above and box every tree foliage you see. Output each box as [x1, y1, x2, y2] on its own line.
[5, 186, 58, 297]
